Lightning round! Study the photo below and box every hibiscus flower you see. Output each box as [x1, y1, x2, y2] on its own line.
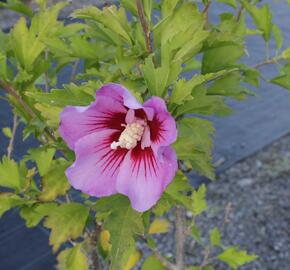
[59, 83, 178, 212]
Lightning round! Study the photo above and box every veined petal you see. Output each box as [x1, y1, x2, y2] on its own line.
[66, 130, 128, 197]
[59, 96, 127, 150]
[116, 144, 178, 212]
[144, 97, 177, 147]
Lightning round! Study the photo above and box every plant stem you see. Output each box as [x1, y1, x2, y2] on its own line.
[136, 0, 153, 54]
[154, 251, 176, 270]
[202, 1, 211, 15]
[90, 223, 101, 270]
[252, 58, 278, 69]
[236, 5, 244, 22]
[70, 60, 80, 82]
[7, 114, 19, 159]
[0, 80, 57, 142]
[175, 206, 185, 270]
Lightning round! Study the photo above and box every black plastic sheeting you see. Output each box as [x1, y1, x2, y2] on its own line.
[1, 1, 290, 269]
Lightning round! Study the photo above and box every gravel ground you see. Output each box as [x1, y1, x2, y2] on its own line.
[203, 133, 290, 270]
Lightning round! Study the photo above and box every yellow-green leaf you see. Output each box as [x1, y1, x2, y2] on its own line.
[100, 230, 112, 252]
[218, 247, 257, 269]
[28, 147, 56, 176]
[44, 203, 89, 252]
[0, 193, 24, 217]
[0, 156, 22, 190]
[57, 243, 88, 270]
[123, 250, 142, 270]
[192, 184, 207, 216]
[39, 159, 70, 201]
[148, 219, 170, 234]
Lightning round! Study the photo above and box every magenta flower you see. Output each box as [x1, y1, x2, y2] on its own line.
[59, 83, 178, 212]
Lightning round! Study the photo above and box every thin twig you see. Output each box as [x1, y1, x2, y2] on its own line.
[199, 247, 211, 269]
[252, 58, 278, 69]
[175, 206, 185, 270]
[154, 251, 176, 270]
[90, 223, 102, 270]
[136, 0, 153, 54]
[140, 235, 176, 270]
[0, 80, 57, 142]
[0, 79, 38, 118]
[7, 114, 19, 159]
[202, 1, 211, 15]
[221, 202, 232, 233]
[70, 60, 79, 82]
[236, 6, 244, 22]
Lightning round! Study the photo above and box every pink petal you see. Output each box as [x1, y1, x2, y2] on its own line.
[97, 83, 141, 109]
[144, 96, 168, 113]
[125, 109, 135, 124]
[59, 96, 127, 150]
[66, 130, 128, 197]
[144, 97, 177, 147]
[141, 126, 151, 149]
[97, 83, 154, 120]
[116, 144, 178, 212]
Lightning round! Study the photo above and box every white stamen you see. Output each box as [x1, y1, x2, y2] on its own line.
[111, 120, 148, 150]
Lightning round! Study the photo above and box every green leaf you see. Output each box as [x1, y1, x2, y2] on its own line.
[140, 56, 171, 97]
[0, 193, 24, 217]
[242, 67, 260, 88]
[73, 5, 132, 44]
[96, 195, 144, 269]
[161, 0, 180, 18]
[44, 203, 89, 252]
[165, 171, 193, 209]
[192, 184, 207, 216]
[28, 147, 56, 176]
[34, 103, 62, 128]
[217, 0, 237, 9]
[218, 247, 257, 269]
[241, 0, 272, 42]
[271, 74, 290, 90]
[2, 127, 12, 138]
[20, 203, 57, 227]
[156, 3, 207, 64]
[0, 52, 8, 80]
[0, 156, 23, 190]
[202, 42, 244, 73]
[207, 73, 253, 100]
[171, 70, 232, 105]
[153, 196, 172, 216]
[122, 0, 137, 16]
[39, 159, 71, 201]
[174, 118, 215, 179]
[191, 222, 201, 243]
[57, 243, 88, 270]
[143, 0, 153, 23]
[210, 227, 221, 247]
[141, 256, 165, 270]
[282, 48, 290, 60]
[175, 86, 231, 117]
[0, 0, 33, 17]
[26, 83, 95, 107]
[272, 24, 283, 51]
[10, 17, 45, 71]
